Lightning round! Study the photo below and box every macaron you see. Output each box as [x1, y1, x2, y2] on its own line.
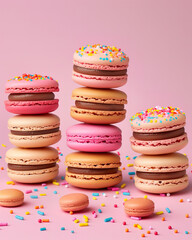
[124, 198, 154, 217]
[72, 44, 129, 88]
[8, 114, 61, 148]
[0, 189, 24, 207]
[66, 123, 122, 152]
[59, 193, 89, 212]
[134, 153, 189, 193]
[130, 106, 188, 155]
[71, 87, 127, 124]
[5, 147, 59, 183]
[65, 152, 122, 189]
[5, 74, 59, 114]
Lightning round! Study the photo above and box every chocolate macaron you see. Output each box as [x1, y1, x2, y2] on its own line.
[6, 147, 59, 183]
[134, 153, 189, 194]
[65, 152, 122, 189]
[8, 114, 61, 148]
[71, 87, 127, 124]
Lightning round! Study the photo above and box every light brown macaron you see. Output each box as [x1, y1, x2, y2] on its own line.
[8, 114, 61, 148]
[0, 189, 24, 207]
[65, 152, 122, 189]
[71, 87, 127, 124]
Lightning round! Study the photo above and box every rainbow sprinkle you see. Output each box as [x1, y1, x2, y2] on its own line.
[7, 74, 55, 82]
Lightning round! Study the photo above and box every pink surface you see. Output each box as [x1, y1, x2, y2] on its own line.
[0, 0, 192, 239]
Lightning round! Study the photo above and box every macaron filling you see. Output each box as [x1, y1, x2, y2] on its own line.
[8, 93, 55, 101]
[8, 163, 56, 171]
[136, 170, 186, 180]
[133, 127, 185, 141]
[10, 127, 60, 136]
[73, 65, 127, 76]
[68, 167, 118, 175]
[75, 101, 124, 111]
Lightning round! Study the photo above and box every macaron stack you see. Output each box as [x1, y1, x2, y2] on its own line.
[5, 74, 61, 183]
[130, 106, 189, 194]
[65, 44, 129, 189]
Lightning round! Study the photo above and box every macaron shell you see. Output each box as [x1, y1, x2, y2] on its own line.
[59, 193, 89, 212]
[71, 107, 126, 124]
[0, 189, 24, 207]
[9, 131, 61, 148]
[72, 72, 127, 88]
[130, 134, 188, 155]
[134, 175, 189, 193]
[5, 99, 59, 114]
[66, 171, 122, 189]
[7, 165, 59, 183]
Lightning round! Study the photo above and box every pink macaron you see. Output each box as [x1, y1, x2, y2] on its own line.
[72, 44, 129, 88]
[66, 123, 122, 152]
[5, 74, 59, 114]
[130, 106, 188, 155]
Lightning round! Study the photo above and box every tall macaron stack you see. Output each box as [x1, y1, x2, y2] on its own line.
[130, 106, 189, 194]
[4, 74, 61, 183]
[65, 44, 129, 189]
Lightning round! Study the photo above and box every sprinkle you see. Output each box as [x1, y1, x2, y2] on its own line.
[6, 181, 15, 185]
[125, 228, 129, 232]
[147, 231, 151, 234]
[25, 212, 30, 215]
[25, 190, 32, 194]
[40, 194, 46, 196]
[0, 223, 8, 226]
[40, 227, 46, 231]
[1, 144, 6, 147]
[71, 230, 74, 233]
[115, 191, 119, 195]
[185, 231, 189, 234]
[187, 198, 191, 202]
[128, 172, 135, 175]
[61, 227, 65, 231]
[10, 210, 13, 214]
[165, 208, 171, 213]
[92, 193, 99, 196]
[37, 211, 44, 216]
[53, 191, 57, 194]
[30, 195, 38, 199]
[174, 229, 178, 233]
[144, 195, 148, 199]
[156, 211, 164, 215]
[102, 193, 106, 197]
[52, 181, 59, 186]
[98, 209, 102, 213]
[168, 226, 172, 229]
[160, 193, 166, 197]
[92, 197, 97, 200]
[34, 189, 38, 192]
[70, 211, 73, 215]
[127, 164, 134, 167]
[101, 203, 105, 207]
[162, 217, 165, 221]
[121, 183, 126, 188]
[114, 204, 118, 208]
[141, 233, 145, 237]
[186, 214, 189, 218]
[133, 224, 137, 227]
[111, 187, 119, 191]
[42, 219, 49, 222]
[74, 219, 79, 223]
[167, 193, 171, 197]
[38, 219, 42, 223]
[133, 156, 137, 160]
[35, 206, 39, 209]
[111, 219, 115, 223]
[123, 221, 126, 225]
[130, 216, 141, 220]
[15, 215, 24, 220]
[79, 223, 88, 227]
[137, 224, 142, 230]
[180, 199, 183, 202]
[42, 183, 46, 187]
[104, 217, 113, 222]
[44, 186, 48, 189]
[154, 231, 158, 235]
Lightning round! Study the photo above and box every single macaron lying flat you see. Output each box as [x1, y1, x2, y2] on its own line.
[8, 114, 61, 148]
[60, 193, 89, 212]
[134, 153, 189, 194]
[73, 44, 129, 88]
[5, 74, 59, 114]
[65, 152, 122, 189]
[6, 147, 59, 183]
[71, 87, 127, 124]
[66, 123, 122, 152]
[124, 198, 154, 217]
[130, 106, 188, 155]
[0, 189, 24, 207]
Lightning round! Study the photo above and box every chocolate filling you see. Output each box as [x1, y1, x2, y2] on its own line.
[8, 93, 55, 101]
[11, 127, 60, 136]
[8, 163, 56, 171]
[75, 101, 124, 111]
[133, 128, 185, 141]
[136, 170, 186, 180]
[73, 65, 127, 76]
[68, 167, 118, 175]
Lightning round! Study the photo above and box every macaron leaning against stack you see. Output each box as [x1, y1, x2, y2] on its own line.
[134, 153, 189, 193]
[130, 106, 188, 155]
[73, 44, 129, 88]
[5, 74, 59, 114]
[8, 114, 61, 148]
[65, 152, 122, 189]
[6, 147, 59, 183]
[66, 123, 122, 152]
[71, 87, 127, 124]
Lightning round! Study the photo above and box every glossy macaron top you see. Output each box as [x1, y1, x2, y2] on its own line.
[59, 193, 89, 211]
[5, 74, 59, 93]
[0, 189, 24, 204]
[8, 114, 60, 131]
[66, 123, 121, 137]
[72, 87, 127, 104]
[74, 44, 129, 69]
[6, 147, 59, 165]
[134, 153, 188, 172]
[130, 106, 186, 132]
[65, 152, 121, 168]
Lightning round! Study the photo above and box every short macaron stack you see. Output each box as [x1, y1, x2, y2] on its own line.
[130, 106, 189, 194]
[5, 74, 61, 183]
[65, 44, 129, 189]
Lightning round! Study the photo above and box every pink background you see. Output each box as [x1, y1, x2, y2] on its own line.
[0, 0, 192, 239]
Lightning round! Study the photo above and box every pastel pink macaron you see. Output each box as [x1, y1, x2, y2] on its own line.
[72, 44, 129, 88]
[5, 74, 59, 114]
[130, 106, 188, 155]
[66, 123, 122, 152]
